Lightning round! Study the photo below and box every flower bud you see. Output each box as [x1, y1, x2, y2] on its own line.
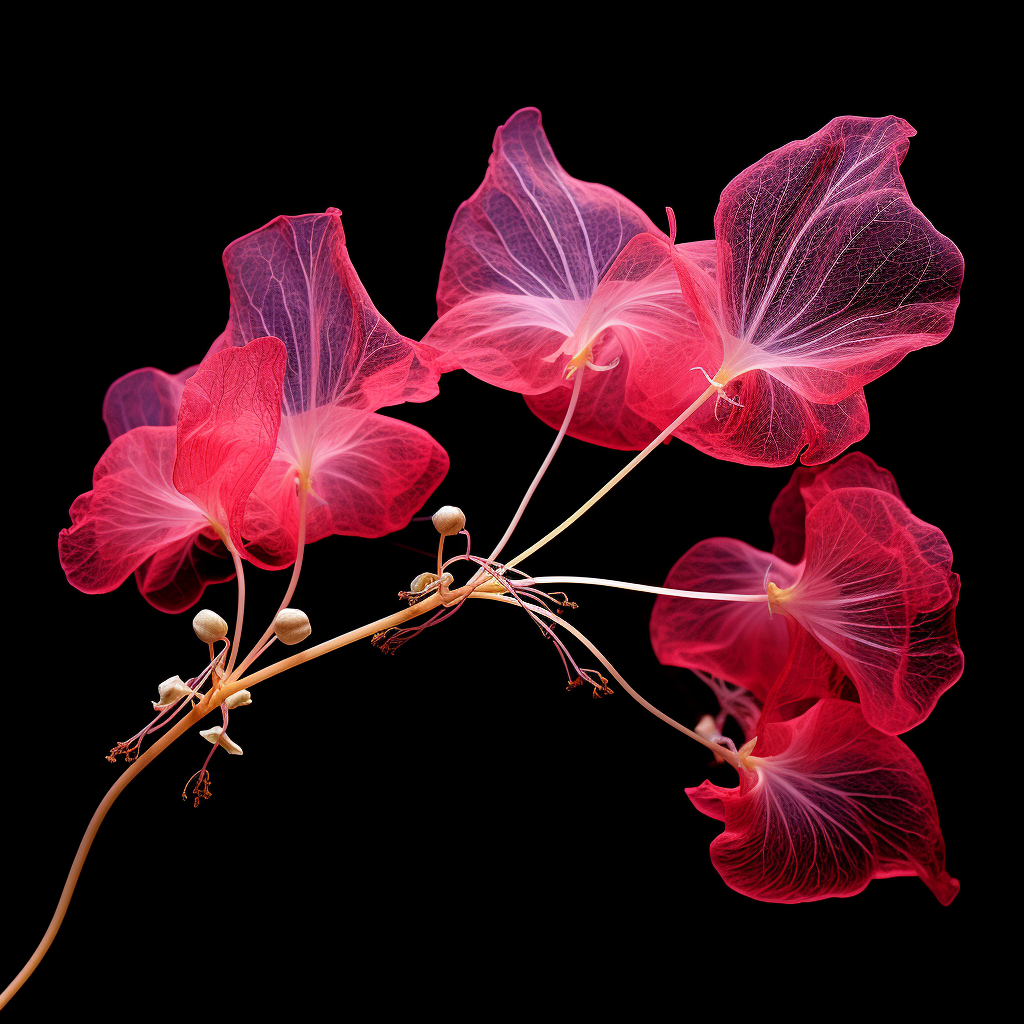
[224, 689, 251, 709]
[153, 676, 193, 709]
[274, 608, 311, 645]
[199, 726, 243, 755]
[410, 572, 438, 594]
[193, 609, 229, 643]
[431, 505, 465, 536]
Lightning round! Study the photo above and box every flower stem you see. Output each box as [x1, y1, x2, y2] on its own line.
[522, 575, 768, 603]
[483, 368, 584, 572]
[1, 592, 444, 1006]
[225, 545, 246, 678]
[0, 701, 206, 1009]
[230, 482, 309, 682]
[504, 383, 717, 570]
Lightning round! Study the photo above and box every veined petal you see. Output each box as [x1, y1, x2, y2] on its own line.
[212, 209, 438, 413]
[243, 406, 448, 566]
[786, 487, 962, 734]
[769, 451, 902, 564]
[102, 364, 199, 440]
[687, 700, 958, 904]
[173, 337, 287, 552]
[422, 108, 663, 403]
[59, 427, 210, 596]
[674, 116, 962, 467]
[650, 537, 799, 699]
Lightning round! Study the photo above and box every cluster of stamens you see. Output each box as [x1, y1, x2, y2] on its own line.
[374, 506, 611, 700]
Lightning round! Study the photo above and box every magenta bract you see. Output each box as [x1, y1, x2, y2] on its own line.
[207, 209, 448, 566]
[421, 109, 717, 450]
[651, 453, 962, 733]
[686, 699, 959, 904]
[661, 116, 963, 466]
[59, 338, 287, 610]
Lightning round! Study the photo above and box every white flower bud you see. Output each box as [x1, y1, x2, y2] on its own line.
[696, 714, 725, 764]
[199, 726, 243, 755]
[274, 608, 311, 645]
[153, 676, 193, 709]
[431, 505, 466, 536]
[193, 609, 228, 643]
[224, 689, 251, 709]
[410, 572, 438, 594]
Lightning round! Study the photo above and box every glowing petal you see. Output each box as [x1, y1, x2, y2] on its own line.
[103, 364, 199, 440]
[650, 538, 798, 699]
[244, 407, 449, 566]
[686, 700, 958, 904]
[211, 209, 437, 412]
[173, 337, 287, 552]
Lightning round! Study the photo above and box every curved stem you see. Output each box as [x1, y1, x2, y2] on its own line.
[470, 590, 739, 768]
[0, 702, 207, 1009]
[2, 592, 443, 1007]
[231, 483, 309, 682]
[482, 368, 584, 573]
[214, 593, 444, 705]
[523, 576, 769, 603]
[225, 545, 246, 678]
[505, 383, 717, 570]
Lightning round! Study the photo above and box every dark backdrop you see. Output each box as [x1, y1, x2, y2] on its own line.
[6, 61, 983, 1017]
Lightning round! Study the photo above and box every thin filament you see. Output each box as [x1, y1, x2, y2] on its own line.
[505, 383, 717, 570]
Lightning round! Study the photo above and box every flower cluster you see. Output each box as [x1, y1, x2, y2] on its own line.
[55, 109, 962, 923]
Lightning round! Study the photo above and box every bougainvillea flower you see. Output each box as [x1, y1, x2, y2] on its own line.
[421, 108, 721, 450]
[651, 454, 961, 733]
[642, 116, 963, 466]
[686, 699, 958, 904]
[205, 209, 448, 565]
[102, 363, 199, 440]
[59, 337, 287, 610]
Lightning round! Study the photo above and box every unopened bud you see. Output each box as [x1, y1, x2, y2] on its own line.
[153, 676, 193, 709]
[431, 505, 465, 536]
[193, 609, 228, 643]
[696, 714, 725, 764]
[199, 726, 243, 755]
[410, 572, 438, 594]
[274, 608, 311, 645]
[224, 689, 251, 709]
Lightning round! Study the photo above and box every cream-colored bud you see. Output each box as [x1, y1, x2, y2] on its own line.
[224, 689, 252, 709]
[696, 714, 726, 764]
[193, 609, 229, 643]
[274, 608, 311, 645]
[153, 676, 193, 709]
[410, 572, 438, 594]
[695, 714, 718, 741]
[199, 726, 243, 755]
[431, 505, 466, 536]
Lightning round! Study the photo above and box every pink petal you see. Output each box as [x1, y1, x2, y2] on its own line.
[422, 107, 661, 396]
[211, 209, 437, 412]
[133, 533, 236, 613]
[676, 116, 962, 467]
[59, 427, 211, 596]
[523, 232, 717, 448]
[786, 487, 963, 734]
[650, 538, 799, 699]
[674, 364, 872, 467]
[243, 407, 449, 566]
[686, 700, 958, 904]
[102, 364, 199, 441]
[770, 451, 902, 563]
[173, 336, 287, 553]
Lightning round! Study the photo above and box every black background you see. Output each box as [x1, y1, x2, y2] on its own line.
[5, 49, 986, 1017]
